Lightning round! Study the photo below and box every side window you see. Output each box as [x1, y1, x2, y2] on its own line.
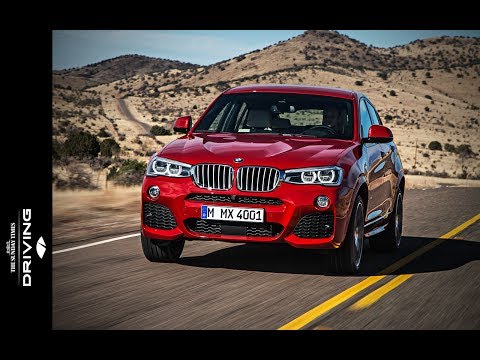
[365, 101, 382, 126]
[359, 99, 372, 139]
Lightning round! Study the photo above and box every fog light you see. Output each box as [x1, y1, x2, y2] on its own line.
[315, 195, 330, 208]
[148, 185, 160, 199]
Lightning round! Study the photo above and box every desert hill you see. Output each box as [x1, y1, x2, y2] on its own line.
[53, 54, 199, 90]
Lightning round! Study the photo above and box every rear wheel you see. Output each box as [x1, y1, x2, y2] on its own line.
[332, 196, 365, 274]
[141, 234, 184, 262]
[370, 191, 403, 252]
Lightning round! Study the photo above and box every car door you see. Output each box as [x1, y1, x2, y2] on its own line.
[359, 99, 388, 223]
[365, 100, 396, 215]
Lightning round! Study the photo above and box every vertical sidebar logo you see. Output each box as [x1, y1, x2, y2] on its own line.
[5, 209, 46, 287]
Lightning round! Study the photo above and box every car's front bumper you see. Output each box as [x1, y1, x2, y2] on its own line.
[141, 176, 355, 249]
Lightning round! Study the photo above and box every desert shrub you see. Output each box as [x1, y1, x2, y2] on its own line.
[55, 169, 97, 190]
[354, 80, 363, 86]
[389, 90, 397, 96]
[77, 97, 102, 107]
[384, 114, 393, 121]
[63, 130, 100, 158]
[457, 144, 474, 158]
[424, 106, 430, 112]
[107, 159, 146, 185]
[100, 138, 121, 157]
[425, 95, 432, 100]
[97, 128, 111, 137]
[377, 72, 388, 80]
[87, 157, 112, 171]
[444, 143, 456, 153]
[428, 141, 442, 151]
[52, 139, 65, 160]
[150, 125, 172, 136]
[425, 72, 432, 78]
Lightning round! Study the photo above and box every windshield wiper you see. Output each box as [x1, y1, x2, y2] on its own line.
[278, 133, 321, 138]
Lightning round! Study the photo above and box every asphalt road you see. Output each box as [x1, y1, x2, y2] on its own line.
[53, 187, 480, 329]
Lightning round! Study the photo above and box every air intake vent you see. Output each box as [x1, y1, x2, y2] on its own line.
[143, 203, 177, 230]
[293, 212, 334, 238]
[185, 219, 283, 237]
[186, 194, 283, 205]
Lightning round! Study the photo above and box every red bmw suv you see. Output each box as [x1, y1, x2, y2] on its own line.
[141, 85, 405, 274]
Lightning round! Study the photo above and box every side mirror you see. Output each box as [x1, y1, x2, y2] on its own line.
[173, 116, 192, 134]
[363, 125, 393, 143]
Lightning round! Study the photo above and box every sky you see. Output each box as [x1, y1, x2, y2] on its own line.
[53, 30, 480, 70]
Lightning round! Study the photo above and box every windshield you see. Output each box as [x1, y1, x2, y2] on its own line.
[194, 92, 354, 140]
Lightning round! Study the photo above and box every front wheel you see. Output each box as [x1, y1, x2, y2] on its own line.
[370, 191, 403, 252]
[141, 234, 184, 262]
[332, 196, 365, 274]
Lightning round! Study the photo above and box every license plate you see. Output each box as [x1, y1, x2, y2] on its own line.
[201, 205, 264, 223]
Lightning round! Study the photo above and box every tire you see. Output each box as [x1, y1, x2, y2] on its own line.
[141, 234, 185, 262]
[331, 196, 365, 274]
[369, 191, 403, 252]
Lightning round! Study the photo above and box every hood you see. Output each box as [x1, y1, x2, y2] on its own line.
[159, 133, 356, 169]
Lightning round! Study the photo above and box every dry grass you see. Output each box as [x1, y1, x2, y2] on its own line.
[53, 186, 141, 245]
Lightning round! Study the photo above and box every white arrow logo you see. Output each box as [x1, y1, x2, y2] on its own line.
[36, 237, 46, 259]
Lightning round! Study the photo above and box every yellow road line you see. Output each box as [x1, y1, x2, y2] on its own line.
[349, 274, 414, 311]
[278, 276, 385, 330]
[440, 214, 480, 239]
[278, 213, 480, 330]
[377, 240, 443, 275]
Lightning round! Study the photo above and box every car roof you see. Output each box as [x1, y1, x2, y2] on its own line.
[224, 84, 358, 100]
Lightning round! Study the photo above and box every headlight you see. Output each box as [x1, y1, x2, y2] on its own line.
[146, 156, 192, 177]
[284, 166, 343, 186]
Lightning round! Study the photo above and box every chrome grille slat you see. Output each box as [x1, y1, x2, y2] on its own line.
[207, 164, 211, 189]
[237, 166, 280, 192]
[267, 169, 272, 191]
[256, 168, 260, 191]
[237, 168, 241, 189]
[261, 168, 266, 192]
[192, 164, 234, 190]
